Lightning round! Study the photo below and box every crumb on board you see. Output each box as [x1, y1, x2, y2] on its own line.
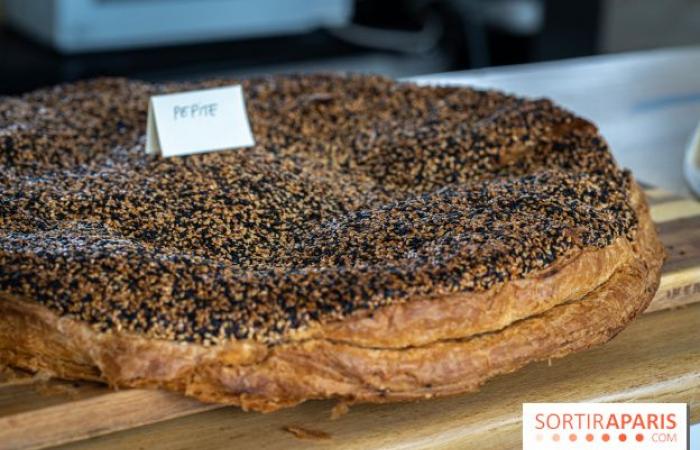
[330, 401, 350, 420]
[282, 425, 332, 441]
[33, 381, 82, 399]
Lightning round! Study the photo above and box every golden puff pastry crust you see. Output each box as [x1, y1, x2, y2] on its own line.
[0, 75, 664, 411]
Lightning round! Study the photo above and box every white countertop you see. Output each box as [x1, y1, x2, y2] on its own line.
[412, 46, 700, 197]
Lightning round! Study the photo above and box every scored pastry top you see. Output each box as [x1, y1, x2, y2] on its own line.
[0, 74, 637, 345]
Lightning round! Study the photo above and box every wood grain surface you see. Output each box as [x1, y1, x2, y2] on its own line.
[1, 188, 699, 450]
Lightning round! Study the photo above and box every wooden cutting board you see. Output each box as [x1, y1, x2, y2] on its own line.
[1, 187, 700, 450]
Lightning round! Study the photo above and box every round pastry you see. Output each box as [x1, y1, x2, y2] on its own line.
[0, 74, 664, 412]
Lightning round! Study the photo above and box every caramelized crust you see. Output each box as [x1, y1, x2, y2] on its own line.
[1, 75, 638, 345]
[0, 75, 664, 410]
[0, 183, 663, 411]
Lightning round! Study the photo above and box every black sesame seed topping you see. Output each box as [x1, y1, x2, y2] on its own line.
[0, 74, 637, 344]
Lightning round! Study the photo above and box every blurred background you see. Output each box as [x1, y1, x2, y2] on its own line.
[1, 0, 700, 95]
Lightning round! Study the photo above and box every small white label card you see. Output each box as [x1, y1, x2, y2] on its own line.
[146, 85, 255, 157]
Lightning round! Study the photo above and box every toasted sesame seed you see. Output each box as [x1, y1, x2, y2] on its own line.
[0, 74, 637, 345]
